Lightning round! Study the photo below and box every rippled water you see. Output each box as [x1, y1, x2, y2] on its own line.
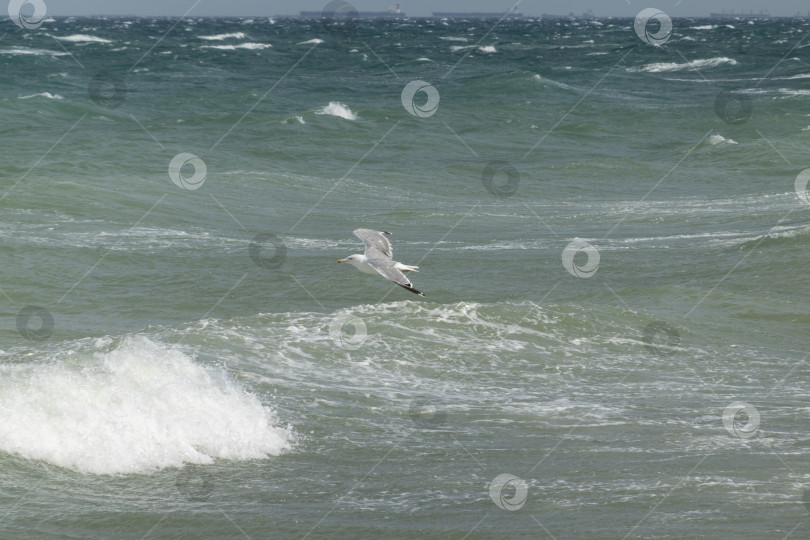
[1, 13, 810, 539]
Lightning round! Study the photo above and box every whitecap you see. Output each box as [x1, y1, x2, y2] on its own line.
[0, 336, 294, 475]
[708, 134, 738, 145]
[199, 32, 247, 41]
[298, 38, 324, 45]
[439, 36, 468, 42]
[19, 92, 63, 100]
[316, 101, 357, 120]
[628, 57, 738, 73]
[201, 43, 272, 51]
[53, 34, 112, 43]
[0, 47, 68, 56]
[478, 45, 497, 53]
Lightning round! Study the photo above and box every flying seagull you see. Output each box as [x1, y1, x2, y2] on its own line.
[337, 228, 425, 296]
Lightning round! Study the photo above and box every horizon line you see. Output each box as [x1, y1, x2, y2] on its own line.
[32, 12, 810, 18]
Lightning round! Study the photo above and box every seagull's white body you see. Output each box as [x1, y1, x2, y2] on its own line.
[342, 254, 418, 275]
[338, 229, 425, 296]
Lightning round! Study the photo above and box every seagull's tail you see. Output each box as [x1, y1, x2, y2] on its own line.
[396, 262, 419, 273]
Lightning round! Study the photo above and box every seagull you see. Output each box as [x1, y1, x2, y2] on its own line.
[337, 228, 425, 296]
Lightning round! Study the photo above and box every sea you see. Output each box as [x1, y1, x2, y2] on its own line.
[1, 11, 809, 539]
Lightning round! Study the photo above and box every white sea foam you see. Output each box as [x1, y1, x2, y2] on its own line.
[450, 45, 474, 52]
[0, 47, 68, 57]
[0, 337, 294, 475]
[53, 34, 112, 43]
[439, 36, 468, 42]
[316, 101, 357, 120]
[199, 32, 247, 41]
[478, 45, 497, 53]
[19, 92, 63, 100]
[629, 57, 738, 73]
[201, 43, 272, 51]
[708, 134, 738, 145]
[298, 38, 324, 45]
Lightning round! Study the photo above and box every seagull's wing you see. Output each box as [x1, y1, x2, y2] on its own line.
[367, 258, 425, 296]
[353, 228, 393, 259]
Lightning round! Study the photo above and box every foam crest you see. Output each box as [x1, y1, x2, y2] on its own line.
[0, 337, 293, 475]
[199, 32, 247, 40]
[53, 34, 112, 43]
[629, 57, 738, 73]
[19, 92, 63, 100]
[316, 101, 357, 120]
[201, 43, 271, 50]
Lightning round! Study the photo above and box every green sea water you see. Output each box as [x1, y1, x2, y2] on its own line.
[1, 13, 810, 539]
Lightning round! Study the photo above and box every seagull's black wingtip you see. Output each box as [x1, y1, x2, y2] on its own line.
[398, 283, 425, 297]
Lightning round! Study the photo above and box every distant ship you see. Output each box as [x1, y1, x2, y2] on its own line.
[300, 4, 406, 17]
[709, 10, 771, 18]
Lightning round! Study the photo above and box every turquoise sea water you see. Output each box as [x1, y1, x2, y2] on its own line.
[2, 13, 810, 538]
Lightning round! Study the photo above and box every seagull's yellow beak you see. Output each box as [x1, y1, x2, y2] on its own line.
[337, 259, 345, 263]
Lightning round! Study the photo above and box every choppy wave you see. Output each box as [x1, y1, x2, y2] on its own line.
[53, 34, 112, 43]
[201, 42, 272, 50]
[0, 47, 68, 56]
[0, 336, 293, 474]
[198, 32, 247, 41]
[708, 134, 738, 145]
[629, 57, 738, 73]
[316, 101, 357, 120]
[739, 224, 810, 249]
[19, 92, 63, 100]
